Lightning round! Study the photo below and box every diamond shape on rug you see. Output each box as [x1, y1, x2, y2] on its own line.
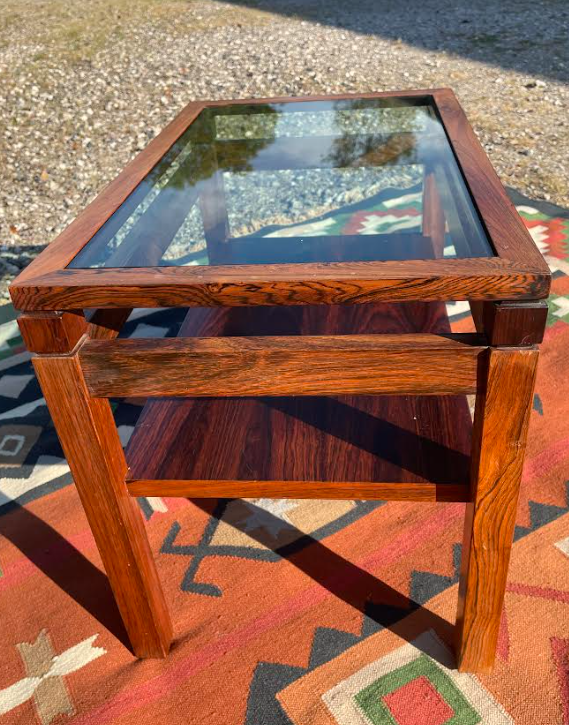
[0, 424, 42, 468]
[357, 660, 476, 725]
[322, 631, 511, 725]
[381, 675, 454, 725]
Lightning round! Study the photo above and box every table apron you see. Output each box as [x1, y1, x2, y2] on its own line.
[77, 333, 487, 398]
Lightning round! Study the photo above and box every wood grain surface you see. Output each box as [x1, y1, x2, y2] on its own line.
[33, 354, 173, 658]
[80, 332, 485, 398]
[87, 308, 133, 340]
[10, 257, 548, 311]
[455, 346, 539, 672]
[127, 478, 469, 501]
[480, 300, 548, 346]
[125, 302, 473, 494]
[18, 310, 87, 353]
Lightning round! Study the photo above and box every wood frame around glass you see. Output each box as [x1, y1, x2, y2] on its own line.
[11, 88, 549, 310]
[10, 88, 550, 677]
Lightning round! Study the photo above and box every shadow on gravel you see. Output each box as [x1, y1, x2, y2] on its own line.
[223, 0, 568, 84]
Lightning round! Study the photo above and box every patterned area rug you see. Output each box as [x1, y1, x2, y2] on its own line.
[1, 189, 568, 724]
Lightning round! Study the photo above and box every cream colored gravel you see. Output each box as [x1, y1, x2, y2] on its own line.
[1, 0, 568, 297]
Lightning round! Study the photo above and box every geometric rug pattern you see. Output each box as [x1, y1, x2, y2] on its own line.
[0, 188, 568, 723]
[322, 631, 512, 725]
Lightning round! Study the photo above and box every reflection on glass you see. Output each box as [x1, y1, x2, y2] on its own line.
[68, 97, 493, 269]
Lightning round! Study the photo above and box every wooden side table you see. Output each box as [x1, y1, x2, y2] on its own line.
[11, 89, 550, 673]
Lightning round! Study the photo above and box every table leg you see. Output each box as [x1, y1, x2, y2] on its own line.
[33, 353, 173, 658]
[455, 346, 538, 672]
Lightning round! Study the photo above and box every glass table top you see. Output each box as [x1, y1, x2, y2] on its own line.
[68, 97, 494, 270]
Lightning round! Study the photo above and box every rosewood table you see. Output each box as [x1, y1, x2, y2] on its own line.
[10, 89, 550, 673]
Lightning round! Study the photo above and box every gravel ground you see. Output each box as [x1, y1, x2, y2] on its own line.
[1, 0, 568, 299]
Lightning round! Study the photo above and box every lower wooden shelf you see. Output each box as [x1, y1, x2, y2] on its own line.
[124, 302, 473, 502]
